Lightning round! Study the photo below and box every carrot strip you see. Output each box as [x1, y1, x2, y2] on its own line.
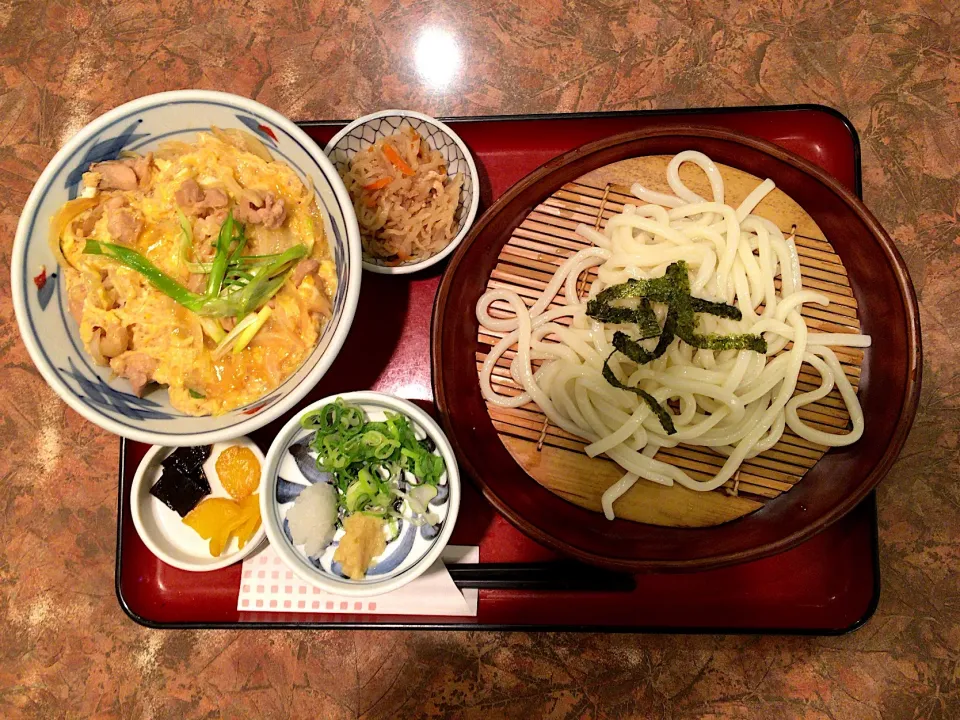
[363, 177, 392, 191]
[383, 144, 414, 176]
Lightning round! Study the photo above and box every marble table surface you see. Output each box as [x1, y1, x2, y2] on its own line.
[0, 1, 956, 718]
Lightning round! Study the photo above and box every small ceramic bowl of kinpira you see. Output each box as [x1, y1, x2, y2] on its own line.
[325, 110, 479, 274]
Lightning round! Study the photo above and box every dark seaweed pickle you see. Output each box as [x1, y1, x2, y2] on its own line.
[160, 445, 212, 493]
[149, 466, 209, 517]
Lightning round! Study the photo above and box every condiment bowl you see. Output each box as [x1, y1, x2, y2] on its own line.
[260, 391, 461, 598]
[131, 437, 267, 572]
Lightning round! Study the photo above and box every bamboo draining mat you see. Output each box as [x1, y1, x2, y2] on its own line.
[475, 157, 864, 528]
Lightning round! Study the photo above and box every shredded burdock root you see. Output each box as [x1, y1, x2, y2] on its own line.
[342, 126, 463, 265]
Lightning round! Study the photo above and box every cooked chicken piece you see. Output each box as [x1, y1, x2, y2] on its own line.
[105, 197, 142, 245]
[68, 283, 87, 323]
[97, 323, 129, 358]
[193, 208, 229, 246]
[186, 273, 206, 293]
[175, 179, 230, 216]
[72, 205, 104, 238]
[290, 258, 319, 286]
[90, 153, 153, 191]
[233, 189, 287, 229]
[91, 161, 137, 191]
[131, 152, 153, 188]
[175, 178, 202, 206]
[203, 187, 229, 208]
[110, 353, 158, 396]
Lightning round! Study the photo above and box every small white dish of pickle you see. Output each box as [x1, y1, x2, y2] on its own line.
[260, 391, 461, 598]
[131, 436, 266, 571]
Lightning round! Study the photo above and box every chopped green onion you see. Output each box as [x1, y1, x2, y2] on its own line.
[211, 312, 258, 359]
[176, 208, 193, 270]
[299, 398, 448, 527]
[84, 210, 307, 320]
[227, 222, 248, 264]
[205, 211, 236, 298]
[232, 305, 272, 354]
[199, 244, 308, 319]
[199, 317, 226, 343]
[84, 240, 205, 310]
[345, 468, 377, 513]
[228, 269, 255, 282]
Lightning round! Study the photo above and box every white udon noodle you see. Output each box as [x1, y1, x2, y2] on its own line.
[477, 151, 871, 520]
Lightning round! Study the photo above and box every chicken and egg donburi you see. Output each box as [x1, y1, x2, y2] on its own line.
[50, 129, 336, 416]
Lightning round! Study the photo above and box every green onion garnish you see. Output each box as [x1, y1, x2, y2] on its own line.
[83, 239, 207, 311]
[83, 213, 308, 322]
[299, 398, 446, 517]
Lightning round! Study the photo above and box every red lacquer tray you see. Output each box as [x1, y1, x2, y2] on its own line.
[116, 106, 880, 632]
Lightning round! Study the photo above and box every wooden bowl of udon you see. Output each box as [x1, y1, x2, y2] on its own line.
[432, 126, 921, 572]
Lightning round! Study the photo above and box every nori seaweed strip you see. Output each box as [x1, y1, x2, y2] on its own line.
[594, 261, 766, 433]
[611, 305, 677, 365]
[666, 262, 767, 353]
[602, 352, 676, 435]
[592, 273, 742, 327]
[683, 332, 767, 352]
[690, 297, 742, 320]
[593, 276, 674, 305]
[595, 266, 746, 322]
[586, 297, 662, 338]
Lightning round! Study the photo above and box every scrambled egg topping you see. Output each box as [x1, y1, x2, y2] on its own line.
[53, 130, 337, 416]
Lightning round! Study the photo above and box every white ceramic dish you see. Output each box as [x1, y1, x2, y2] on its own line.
[131, 437, 267, 571]
[12, 90, 362, 446]
[324, 109, 479, 275]
[261, 391, 461, 598]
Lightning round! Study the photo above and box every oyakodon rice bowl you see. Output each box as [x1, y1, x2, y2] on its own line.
[13, 91, 361, 445]
[56, 130, 335, 417]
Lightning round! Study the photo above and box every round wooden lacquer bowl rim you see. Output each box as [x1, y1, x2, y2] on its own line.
[432, 126, 922, 572]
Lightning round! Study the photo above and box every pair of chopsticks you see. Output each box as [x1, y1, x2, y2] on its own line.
[447, 561, 636, 592]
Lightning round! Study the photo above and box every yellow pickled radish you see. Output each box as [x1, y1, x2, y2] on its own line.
[215, 446, 261, 500]
[235, 494, 262, 549]
[183, 497, 244, 557]
[183, 492, 262, 557]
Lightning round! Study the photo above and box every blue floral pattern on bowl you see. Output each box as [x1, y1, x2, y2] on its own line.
[267, 399, 454, 586]
[12, 90, 361, 445]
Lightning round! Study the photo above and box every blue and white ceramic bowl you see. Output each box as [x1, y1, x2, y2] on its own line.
[324, 109, 479, 275]
[261, 391, 461, 598]
[11, 90, 362, 446]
